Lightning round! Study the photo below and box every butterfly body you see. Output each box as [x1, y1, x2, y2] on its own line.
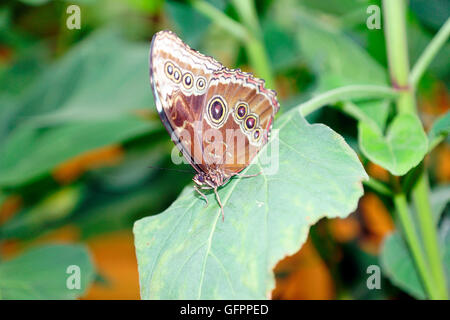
[149, 30, 279, 219]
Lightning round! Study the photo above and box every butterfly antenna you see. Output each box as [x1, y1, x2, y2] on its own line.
[231, 171, 263, 178]
[147, 165, 193, 173]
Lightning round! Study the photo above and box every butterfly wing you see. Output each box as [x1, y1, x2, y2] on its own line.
[199, 69, 279, 178]
[150, 30, 280, 180]
[149, 30, 222, 171]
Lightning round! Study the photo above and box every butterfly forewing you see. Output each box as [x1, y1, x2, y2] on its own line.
[149, 30, 222, 171]
[149, 30, 279, 187]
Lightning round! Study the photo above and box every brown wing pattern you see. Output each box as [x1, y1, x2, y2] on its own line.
[150, 30, 280, 179]
[149, 30, 222, 170]
[200, 69, 279, 176]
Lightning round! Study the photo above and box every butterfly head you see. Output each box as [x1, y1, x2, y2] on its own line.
[193, 171, 225, 189]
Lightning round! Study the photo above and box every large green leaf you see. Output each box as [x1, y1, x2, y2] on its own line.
[0, 29, 160, 187]
[134, 110, 368, 299]
[358, 114, 428, 176]
[3, 29, 152, 129]
[0, 244, 95, 299]
[0, 116, 158, 187]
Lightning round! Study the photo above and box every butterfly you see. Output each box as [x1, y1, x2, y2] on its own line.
[149, 30, 279, 220]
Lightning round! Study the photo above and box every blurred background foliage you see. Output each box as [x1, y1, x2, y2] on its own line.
[0, 0, 448, 299]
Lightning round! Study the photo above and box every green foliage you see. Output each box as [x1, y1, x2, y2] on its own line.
[0, 118, 157, 188]
[0, 30, 159, 188]
[381, 185, 450, 299]
[428, 111, 450, 149]
[0, 244, 95, 299]
[294, 11, 387, 90]
[381, 222, 450, 299]
[381, 232, 427, 299]
[0, 0, 449, 301]
[358, 114, 428, 176]
[134, 111, 367, 299]
[0, 186, 81, 239]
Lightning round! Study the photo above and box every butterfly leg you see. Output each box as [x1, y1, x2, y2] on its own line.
[213, 187, 225, 222]
[194, 185, 209, 207]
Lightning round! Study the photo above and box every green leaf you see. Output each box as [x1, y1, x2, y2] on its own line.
[430, 185, 450, 225]
[0, 116, 158, 187]
[75, 173, 191, 239]
[381, 233, 427, 299]
[272, 6, 390, 131]
[0, 244, 95, 299]
[134, 110, 367, 299]
[7, 29, 153, 128]
[269, 4, 387, 89]
[0, 186, 82, 240]
[293, 11, 387, 90]
[262, 20, 299, 72]
[340, 100, 391, 131]
[428, 111, 450, 150]
[166, 0, 226, 48]
[359, 114, 428, 176]
[0, 29, 160, 187]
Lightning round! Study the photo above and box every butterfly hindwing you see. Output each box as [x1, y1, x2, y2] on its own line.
[200, 69, 279, 178]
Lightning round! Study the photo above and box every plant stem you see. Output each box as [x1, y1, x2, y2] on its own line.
[410, 17, 450, 87]
[412, 171, 448, 299]
[230, 0, 259, 35]
[409, 19, 450, 299]
[244, 37, 275, 89]
[382, 0, 416, 114]
[191, 0, 275, 89]
[298, 85, 398, 117]
[231, 0, 275, 89]
[383, 0, 448, 299]
[393, 192, 438, 299]
[339, 101, 387, 131]
[190, 0, 249, 41]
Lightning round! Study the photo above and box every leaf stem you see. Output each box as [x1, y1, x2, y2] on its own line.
[363, 177, 392, 197]
[428, 135, 445, 152]
[412, 171, 448, 299]
[410, 17, 450, 87]
[393, 192, 438, 299]
[297, 85, 398, 117]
